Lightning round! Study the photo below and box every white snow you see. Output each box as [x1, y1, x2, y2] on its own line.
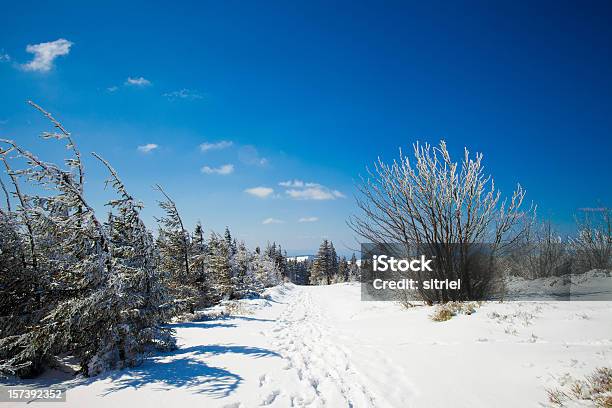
[3, 281, 612, 407]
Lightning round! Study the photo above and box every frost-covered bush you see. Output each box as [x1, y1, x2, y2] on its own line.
[570, 209, 612, 273]
[350, 141, 533, 303]
[506, 220, 572, 278]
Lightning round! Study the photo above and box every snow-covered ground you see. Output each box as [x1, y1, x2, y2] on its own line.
[4, 281, 612, 407]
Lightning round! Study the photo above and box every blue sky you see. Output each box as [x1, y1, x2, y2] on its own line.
[1, 1, 611, 256]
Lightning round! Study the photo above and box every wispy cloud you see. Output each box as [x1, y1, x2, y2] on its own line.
[200, 140, 233, 152]
[107, 85, 119, 93]
[125, 76, 151, 87]
[245, 187, 274, 198]
[201, 164, 234, 175]
[262, 218, 284, 225]
[280, 180, 345, 200]
[238, 145, 268, 166]
[21, 39, 73, 72]
[164, 89, 203, 101]
[0, 53, 10, 62]
[298, 216, 319, 223]
[137, 143, 159, 153]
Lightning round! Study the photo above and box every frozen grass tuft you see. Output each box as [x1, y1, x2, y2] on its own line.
[430, 301, 480, 322]
[547, 367, 612, 407]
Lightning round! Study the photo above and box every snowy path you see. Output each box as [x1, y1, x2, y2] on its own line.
[4, 283, 612, 408]
[265, 288, 380, 407]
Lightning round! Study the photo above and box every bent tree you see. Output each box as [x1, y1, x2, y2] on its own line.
[0, 102, 175, 377]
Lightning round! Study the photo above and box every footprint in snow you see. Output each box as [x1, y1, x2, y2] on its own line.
[261, 390, 280, 406]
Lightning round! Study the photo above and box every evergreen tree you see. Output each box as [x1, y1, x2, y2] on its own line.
[309, 240, 340, 285]
[0, 103, 175, 377]
[208, 232, 233, 299]
[224, 226, 237, 257]
[328, 241, 339, 282]
[190, 222, 215, 306]
[349, 253, 360, 282]
[310, 240, 330, 285]
[233, 241, 251, 297]
[90, 154, 176, 374]
[155, 185, 195, 313]
[337, 256, 349, 283]
[0, 101, 293, 378]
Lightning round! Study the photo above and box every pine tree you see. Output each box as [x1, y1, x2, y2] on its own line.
[349, 253, 360, 282]
[190, 222, 215, 306]
[224, 226, 237, 257]
[337, 256, 349, 283]
[90, 153, 176, 374]
[275, 244, 288, 280]
[310, 239, 329, 285]
[0, 116, 115, 376]
[155, 185, 196, 313]
[328, 241, 339, 282]
[309, 240, 341, 285]
[0, 101, 293, 378]
[208, 232, 233, 299]
[233, 241, 251, 297]
[0, 102, 176, 377]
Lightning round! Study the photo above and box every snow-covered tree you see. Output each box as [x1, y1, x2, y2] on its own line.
[0, 101, 291, 378]
[348, 253, 360, 282]
[0, 102, 176, 377]
[224, 226, 237, 258]
[328, 241, 339, 280]
[207, 232, 233, 299]
[155, 185, 196, 313]
[189, 222, 216, 306]
[233, 240, 252, 297]
[88, 154, 176, 375]
[310, 239, 339, 285]
[349, 141, 533, 302]
[570, 208, 612, 272]
[252, 246, 280, 289]
[337, 256, 349, 283]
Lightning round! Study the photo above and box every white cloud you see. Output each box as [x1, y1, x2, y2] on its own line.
[107, 85, 119, 93]
[125, 76, 151, 87]
[280, 180, 345, 200]
[298, 216, 319, 223]
[245, 187, 274, 198]
[279, 180, 306, 188]
[201, 164, 234, 175]
[21, 39, 73, 72]
[137, 143, 158, 153]
[164, 89, 203, 101]
[0, 53, 10, 62]
[200, 140, 233, 152]
[262, 218, 284, 225]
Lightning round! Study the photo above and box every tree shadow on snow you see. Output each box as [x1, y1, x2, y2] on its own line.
[101, 344, 280, 398]
[171, 321, 238, 329]
[222, 316, 276, 323]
